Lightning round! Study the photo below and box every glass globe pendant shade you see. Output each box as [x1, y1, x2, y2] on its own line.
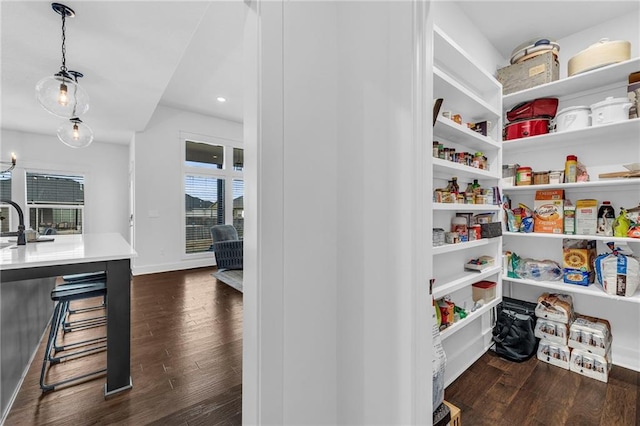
[57, 118, 93, 148]
[36, 72, 89, 118]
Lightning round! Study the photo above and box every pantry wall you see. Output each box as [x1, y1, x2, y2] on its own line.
[429, 0, 640, 402]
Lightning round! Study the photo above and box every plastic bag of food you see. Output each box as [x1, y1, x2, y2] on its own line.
[512, 253, 563, 281]
[594, 242, 640, 297]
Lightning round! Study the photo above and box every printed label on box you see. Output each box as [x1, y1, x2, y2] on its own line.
[529, 64, 546, 77]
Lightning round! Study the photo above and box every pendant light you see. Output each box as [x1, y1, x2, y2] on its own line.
[35, 3, 89, 118]
[55, 70, 94, 148]
[57, 117, 93, 148]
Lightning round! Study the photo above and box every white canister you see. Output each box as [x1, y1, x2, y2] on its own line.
[590, 96, 632, 126]
[555, 106, 590, 132]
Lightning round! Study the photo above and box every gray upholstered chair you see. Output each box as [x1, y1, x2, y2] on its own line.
[210, 225, 243, 271]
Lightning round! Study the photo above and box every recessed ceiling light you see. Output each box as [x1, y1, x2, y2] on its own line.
[216, 97, 227, 103]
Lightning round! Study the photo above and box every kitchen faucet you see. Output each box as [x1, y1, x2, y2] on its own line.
[0, 199, 26, 245]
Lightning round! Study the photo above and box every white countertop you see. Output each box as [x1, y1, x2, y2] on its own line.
[0, 233, 136, 270]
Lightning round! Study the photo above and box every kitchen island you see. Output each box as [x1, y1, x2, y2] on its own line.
[0, 233, 136, 403]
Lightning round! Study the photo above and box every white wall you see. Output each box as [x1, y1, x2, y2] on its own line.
[432, 1, 506, 71]
[131, 104, 242, 275]
[0, 129, 129, 238]
[244, 1, 428, 424]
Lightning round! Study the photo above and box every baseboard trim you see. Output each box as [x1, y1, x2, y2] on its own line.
[132, 258, 215, 276]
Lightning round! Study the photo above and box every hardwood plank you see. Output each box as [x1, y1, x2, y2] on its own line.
[4, 267, 243, 426]
[446, 351, 640, 426]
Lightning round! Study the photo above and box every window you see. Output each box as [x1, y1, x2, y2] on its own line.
[26, 172, 84, 234]
[184, 138, 243, 255]
[0, 172, 11, 233]
[185, 175, 225, 254]
[233, 148, 244, 171]
[233, 179, 244, 238]
[185, 141, 224, 169]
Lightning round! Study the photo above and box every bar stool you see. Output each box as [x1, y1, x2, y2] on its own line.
[61, 271, 107, 315]
[40, 281, 107, 392]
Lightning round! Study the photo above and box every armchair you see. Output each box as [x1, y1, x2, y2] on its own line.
[211, 225, 243, 271]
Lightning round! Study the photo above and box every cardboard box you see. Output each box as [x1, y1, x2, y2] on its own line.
[536, 293, 574, 324]
[443, 401, 461, 426]
[575, 199, 598, 235]
[497, 51, 560, 95]
[537, 339, 571, 370]
[563, 239, 597, 285]
[534, 190, 564, 234]
[570, 346, 612, 383]
[535, 318, 569, 345]
[568, 314, 612, 356]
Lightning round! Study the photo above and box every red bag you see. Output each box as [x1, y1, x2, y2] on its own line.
[506, 98, 559, 121]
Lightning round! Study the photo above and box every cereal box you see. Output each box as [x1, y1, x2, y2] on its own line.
[534, 190, 564, 234]
[563, 239, 597, 285]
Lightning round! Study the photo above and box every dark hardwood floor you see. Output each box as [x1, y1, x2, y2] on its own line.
[4, 267, 243, 426]
[446, 350, 640, 426]
[6, 267, 640, 425]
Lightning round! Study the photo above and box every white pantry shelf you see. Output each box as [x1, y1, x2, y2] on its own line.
[505, 277, 640, 304]
[433, 266, 502, 300]
[440, 297, 501, 340]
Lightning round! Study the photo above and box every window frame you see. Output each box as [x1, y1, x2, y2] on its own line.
[0, 171, 12, 233]
[181, 132, 243, 259]
[25, 169, 86, 234]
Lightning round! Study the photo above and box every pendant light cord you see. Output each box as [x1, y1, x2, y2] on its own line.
[60, 12, 67, 73]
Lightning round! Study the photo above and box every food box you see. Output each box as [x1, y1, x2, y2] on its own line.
[568, 314, 612, 356]
[535, 318, 569, 345]
[472, 280, 496, 302]
[535, 293, 574, 324]
[497, 51, 560, 95]
[562, 239, 597, 285]
[534, 189, 564, 234]
[575, 199, 598, 235]
[537, 339, 571, 370]
[570, 346, 612, 383]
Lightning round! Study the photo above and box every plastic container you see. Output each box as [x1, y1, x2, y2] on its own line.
[472, 281, 496, 302]
[516, 166, 532, 185]
[564, 155, 578, 183]
[549, 170, 563, 185]
[597, 201, 616, 236]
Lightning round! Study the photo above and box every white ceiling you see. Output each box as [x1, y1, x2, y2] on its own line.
[459, 0, 640, 60]
[1, 1, 638, 146]
[1, 1, 246, 145]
